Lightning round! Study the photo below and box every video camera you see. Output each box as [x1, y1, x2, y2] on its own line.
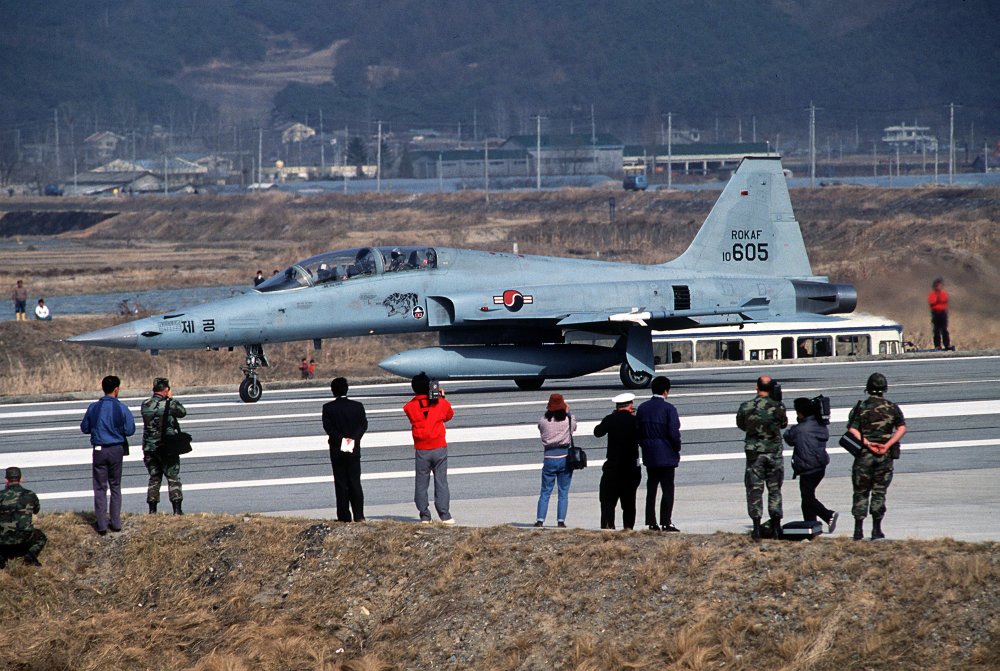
[428, 378, 443, 404]
[769, 381, 782, 403]
[811, 394, 831, 425]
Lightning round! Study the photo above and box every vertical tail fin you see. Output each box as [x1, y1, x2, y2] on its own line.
[667, 158, 815, 278]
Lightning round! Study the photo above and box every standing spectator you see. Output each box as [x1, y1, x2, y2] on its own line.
[928, 277, 952, 350]
[636, 376, 682, 532]
[847, 373, 906, 540]
[0, 467, 46, 568]
[299, 357, 310, 379]
[784, 397, 837, 533]
[322, 377, 368, 522]
[403, 373, 455, 524]
[11, 279, 27, 321]
[34, 298, 51, 321]
[308, 359, 317, 379]
[81, 375, 136, 535]
[140, 378, 187, 515]
[534, 393, 577, 528]
[736, 376, 788, 540]
[593, 393, 641, 530]
[253, 269, 265, 286]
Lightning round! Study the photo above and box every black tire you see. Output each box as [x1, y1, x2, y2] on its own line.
[619, 363, 652, 389]
[514, 378, 545, 391]
[239, 377, 263, 403]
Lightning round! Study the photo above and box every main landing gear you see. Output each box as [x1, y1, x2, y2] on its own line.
[514, 377, 546, 391]
[239, 344, 268, 403]
[619, 362, 652, 389]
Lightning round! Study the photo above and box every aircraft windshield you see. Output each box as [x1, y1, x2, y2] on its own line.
[255, 246, 437, 292]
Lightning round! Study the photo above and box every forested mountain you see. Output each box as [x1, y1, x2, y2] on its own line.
[1, 0, 997, 143]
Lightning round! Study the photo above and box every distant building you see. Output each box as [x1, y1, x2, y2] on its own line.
[882, 122, 937, 153]
[64, 170, 163, 196]
[94, 157, 208, 184]
[281, 123, 316, 144]
[84, 131, 125, 160]
[501, 133, 624, 175]
[409, 149, 529, 179]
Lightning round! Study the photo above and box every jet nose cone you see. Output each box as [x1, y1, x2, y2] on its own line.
[67, 322, 140, 349]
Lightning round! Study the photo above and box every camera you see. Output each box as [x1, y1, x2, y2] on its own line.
[428, 378, 442, 403]
[811, 394, 831, 425]
[770, 381, 782, 403]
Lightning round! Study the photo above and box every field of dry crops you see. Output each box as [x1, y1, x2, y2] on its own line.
[1, 514, 998, 670]
[2, 185, 999, 398]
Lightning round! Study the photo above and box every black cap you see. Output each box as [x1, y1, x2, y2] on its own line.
[5, 466, 22, 481]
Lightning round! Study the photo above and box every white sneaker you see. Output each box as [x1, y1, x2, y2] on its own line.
[420, 519, 431, 524]
[441, 518, 456, 525]
[827, 512, 839, 534]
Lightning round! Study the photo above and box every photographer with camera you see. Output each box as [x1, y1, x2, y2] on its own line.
[784, 397, 838, 534]
[140, 377, 187, 515]
[736, 375, 788, 540]
[403, 373, 456, 524]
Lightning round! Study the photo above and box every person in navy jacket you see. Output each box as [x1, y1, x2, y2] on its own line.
[636, 376, 682, 532]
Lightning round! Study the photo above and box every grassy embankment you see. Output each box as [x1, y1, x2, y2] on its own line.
[2, 185, 999, 399]
[1, 514, 998, 670]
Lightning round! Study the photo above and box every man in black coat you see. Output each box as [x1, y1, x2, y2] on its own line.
[783, 397, 837, 533]
[322, 377, 369, 522]
[593, 393, 642, 530]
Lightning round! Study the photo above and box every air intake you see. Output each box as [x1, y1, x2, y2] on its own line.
[672, 285, 691, 311]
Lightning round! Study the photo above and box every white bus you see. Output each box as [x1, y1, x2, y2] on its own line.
[650, 314, 903, 366]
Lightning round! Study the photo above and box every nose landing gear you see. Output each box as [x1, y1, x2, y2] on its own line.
[239, 344, 269, 403]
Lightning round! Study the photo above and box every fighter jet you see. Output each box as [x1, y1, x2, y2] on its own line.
[69, 158, 856, 402]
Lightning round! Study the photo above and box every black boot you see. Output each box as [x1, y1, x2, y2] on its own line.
[853, 517, 865, 541]
[871, 516, 885, 540]
[770, 517, 783, 540]
[148, 501, 157, 514]
[0, 554, 6, 569]
[751, 517, 762, 541]
[172, 501, 183, 515]
[23, 551, 41, 566]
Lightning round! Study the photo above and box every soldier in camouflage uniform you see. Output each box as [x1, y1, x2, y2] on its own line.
[846, 372, 906, 540]
[141, 378, 187, 515]
[736, 376, 788, 540]
[1, 466, 45, 568]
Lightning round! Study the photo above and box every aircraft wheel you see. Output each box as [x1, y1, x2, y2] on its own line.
[239, 377, 263, 403]
[619, 363, 652, 389]
[514, 378, 545, 391]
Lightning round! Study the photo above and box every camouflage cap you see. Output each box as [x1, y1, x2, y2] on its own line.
[5, 466, 21, 481]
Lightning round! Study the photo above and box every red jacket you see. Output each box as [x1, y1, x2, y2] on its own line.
[403, 395, 454, 450]
[928, 289, 949, 313]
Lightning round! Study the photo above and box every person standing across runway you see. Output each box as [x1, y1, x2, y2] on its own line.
[928, 277, 952, 350]
[404, 373, 456, 524]
[737, 375, 788, 540]
[636, 376, 682, 532]
[322, 377, 369, 522]
[847, 373, 906, 540]
[593, 393, 642, 530]
[141, 378, 187, 515]
[81, 375, 136, 535]
[784, 397, 837, 533]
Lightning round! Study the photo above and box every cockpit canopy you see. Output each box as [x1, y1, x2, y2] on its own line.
[256, 246, 438, 292]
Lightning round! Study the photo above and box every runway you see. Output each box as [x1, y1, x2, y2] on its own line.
[3, 355, 999, 541]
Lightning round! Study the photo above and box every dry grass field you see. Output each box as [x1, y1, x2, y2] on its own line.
[2, 184, 999, 398]
[1, 514, 998, 670]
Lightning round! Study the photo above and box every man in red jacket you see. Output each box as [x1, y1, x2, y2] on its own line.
[928, 278, 952, 350]
[403, 373, 456, 524]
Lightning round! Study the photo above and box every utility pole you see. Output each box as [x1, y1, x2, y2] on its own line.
[667, 112, 673, 191]
[534, 114, 543, 191]
[344, 126, 348, 194]
[948, 102, 957, 185]
[164, 154, 168, 195]
[484, 140, 490, 204]
[738, 118, 743, 143]
[807, 102, 819, 187]
[54, 108, 60, 179]
[473, 105, 478, 142]
[873, 142, 878, 180]
[257, 127, 263, 185]
[752, 115, 756, 143]
[376, 120, 382, 193]
[438, 152, 443, 193]
[319, 109, 325, 175]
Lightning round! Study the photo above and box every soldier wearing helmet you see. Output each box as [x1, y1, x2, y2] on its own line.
[846, 372, 907, 540]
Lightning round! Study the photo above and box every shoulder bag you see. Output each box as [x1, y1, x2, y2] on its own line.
[565, 415, 587, 470]
[158, 398, 193, 457]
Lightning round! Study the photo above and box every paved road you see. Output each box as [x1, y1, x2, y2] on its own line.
[3, 356, 999, 541]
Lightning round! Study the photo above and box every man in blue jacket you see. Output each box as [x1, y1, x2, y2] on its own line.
[81, 375, 136, 535]
[783, 397, 837, 534]
[636, 376, 682, 532]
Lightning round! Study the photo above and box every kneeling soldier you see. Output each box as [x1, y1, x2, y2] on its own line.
[0, 466, 46, 568]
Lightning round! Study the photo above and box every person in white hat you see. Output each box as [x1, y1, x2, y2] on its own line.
[593, 392, 641, 530]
